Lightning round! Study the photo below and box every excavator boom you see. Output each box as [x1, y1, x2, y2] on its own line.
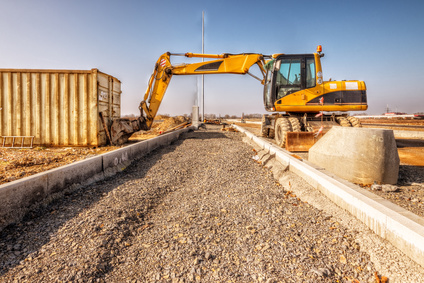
[140, 52, 267, 128]
[110, 52, 267, 145]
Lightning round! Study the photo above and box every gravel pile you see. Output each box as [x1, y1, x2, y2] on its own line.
[0, 125, 422, 282]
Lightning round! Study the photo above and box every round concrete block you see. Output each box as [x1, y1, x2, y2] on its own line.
[309, 127, 399, 185]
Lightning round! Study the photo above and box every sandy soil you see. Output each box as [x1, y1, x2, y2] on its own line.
[361, 118, 424, 132]
[360, 118, 424, 126]
[0, 117, 189, 186]
[397, 139, 424, 166]
[0, 147, 120, 185]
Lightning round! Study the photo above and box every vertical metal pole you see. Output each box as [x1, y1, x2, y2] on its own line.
[202, 11, 205, 122]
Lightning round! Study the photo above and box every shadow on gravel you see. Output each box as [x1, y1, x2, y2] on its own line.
[398, 165, 424, 184]
[181, 130, 229, 140]
[0, 129, 231, 278]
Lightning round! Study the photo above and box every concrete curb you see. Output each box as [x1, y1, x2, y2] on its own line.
[0, 126, 195, 231]
[232, 124, 424, 268]
[393, 130, 424, 139]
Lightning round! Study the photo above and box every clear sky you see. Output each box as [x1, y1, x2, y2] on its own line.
[1, 0, 423, 116]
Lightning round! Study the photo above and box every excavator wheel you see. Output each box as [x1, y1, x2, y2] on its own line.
[261, 115, 270, 137]
[336, 117, 352, 127]
[288, 117, 302, 132]
[268, 128, 275, 139]
[347, 116, 362, 127]
[274, 117, 292, 147]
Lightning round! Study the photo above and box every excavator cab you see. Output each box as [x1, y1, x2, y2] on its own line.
[263, 54, 318, 112]
[264, 47, 366, 114]
[264, 48, 368, 113]
[261, 46, 367, 151]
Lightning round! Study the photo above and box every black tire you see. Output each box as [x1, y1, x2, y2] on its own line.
[261, 115, 270, 137]
[268, 127, 275, 139]
[274, 118, 292, 147]
[336, 117, 352, 127]
[289, 117, 301, 132]
[347, 116, 362, 127]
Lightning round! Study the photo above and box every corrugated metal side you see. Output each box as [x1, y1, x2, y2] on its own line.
[0, 69, 121, 147]
[97, 71, 122, 146]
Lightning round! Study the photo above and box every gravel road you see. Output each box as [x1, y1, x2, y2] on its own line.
[0, 125, 423, 282]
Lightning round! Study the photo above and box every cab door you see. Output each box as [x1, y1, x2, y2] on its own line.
[263, 61, 276, 111]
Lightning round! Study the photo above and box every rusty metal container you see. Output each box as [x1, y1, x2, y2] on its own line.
[0, 68, 121, 147]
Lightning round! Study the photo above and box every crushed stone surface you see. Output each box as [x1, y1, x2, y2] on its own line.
[0, 125, 423, 282]
[241, 122, 424, 218]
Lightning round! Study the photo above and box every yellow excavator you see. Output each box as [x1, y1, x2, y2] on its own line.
[110, 46, 367, 150]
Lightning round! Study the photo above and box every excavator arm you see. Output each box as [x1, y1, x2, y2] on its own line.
[110, 52, 267, 145]
[140, 52, 267, 129]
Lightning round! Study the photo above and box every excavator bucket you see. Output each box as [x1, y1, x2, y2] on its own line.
[286, 132, 319, 152]
[109, 117, 149, 145]
[286, 121, 334, 152]
[285, 120, 338, 151]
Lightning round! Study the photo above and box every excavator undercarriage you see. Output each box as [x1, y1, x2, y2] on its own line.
[261, 113, 362, 151]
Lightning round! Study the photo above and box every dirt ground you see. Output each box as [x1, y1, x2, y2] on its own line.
[374, 138, 424, 218]
[360, 118, 424, 126]
[129, 116, 189, 141]
[0, 147, 120, 185]
[361, 118, 424, 132]
[0, 117, 189, 186]
[397, 139, 424, 166]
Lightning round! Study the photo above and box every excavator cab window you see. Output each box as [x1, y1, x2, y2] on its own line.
[306, 58, 316, 88]
[263, 54, 317, 110]
[275, 58, 301, 99]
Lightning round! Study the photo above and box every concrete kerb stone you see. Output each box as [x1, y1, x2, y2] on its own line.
[231, 123, 424, 268]
[0, 174, 47, 231]
[393, 130, 424, 139]
[46, 155, 104, 195]
[128, 139, 149, 159]
[0, 126, 194, 232]
[102, 146, 133, 177]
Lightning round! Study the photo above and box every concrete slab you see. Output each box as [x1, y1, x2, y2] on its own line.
[309, 127, 400, 184]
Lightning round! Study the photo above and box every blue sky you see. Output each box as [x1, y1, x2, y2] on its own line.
[1, 0, 423, 116]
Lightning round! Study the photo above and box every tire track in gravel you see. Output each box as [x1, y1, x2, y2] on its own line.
[2, 127, 381, 282]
